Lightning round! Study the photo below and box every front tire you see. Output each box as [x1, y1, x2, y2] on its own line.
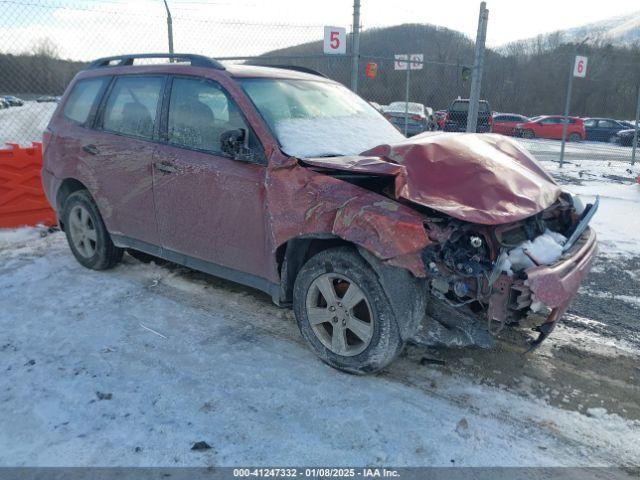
[293, 247, 404, 374]
[523, 129, 535, 139]
[568, 132, 581, 142]
[62, 190, 123, 270]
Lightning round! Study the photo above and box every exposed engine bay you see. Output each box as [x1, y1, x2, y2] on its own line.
[416, 192, 598, 349]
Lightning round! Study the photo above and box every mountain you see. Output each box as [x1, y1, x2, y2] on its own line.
[504, 10, 640, 49]
[562, 10, 640, 45]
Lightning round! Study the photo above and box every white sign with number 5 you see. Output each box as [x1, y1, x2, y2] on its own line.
[573, 55, 588, 78]
[323, 26, 346, 55]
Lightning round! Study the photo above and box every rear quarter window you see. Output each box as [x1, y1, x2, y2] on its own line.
[101, 76, 164, 140]
[63, 77, 109, 125]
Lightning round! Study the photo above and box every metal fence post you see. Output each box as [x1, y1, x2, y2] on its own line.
[467, 1, 488, 133]
[350, 0, 361, 93]
[404, 64, 410, 136]
[632, 85, 640, 166]
[559, 59, 574, 168]
[163, 0, 174, 60]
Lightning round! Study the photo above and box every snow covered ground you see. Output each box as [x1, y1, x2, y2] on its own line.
[0, 143, 639, 467]
[0, 101, 57, 147]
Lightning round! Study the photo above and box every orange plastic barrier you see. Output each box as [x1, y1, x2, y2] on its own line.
[0, 143, 56, 228]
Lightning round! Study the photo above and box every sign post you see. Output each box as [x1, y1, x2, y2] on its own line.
[560, 55, 588, 168]
[394, 53, 423, 136]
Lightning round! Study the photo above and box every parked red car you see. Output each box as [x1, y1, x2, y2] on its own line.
[515, 115, 585, 141]
[492, 113, 529, 136]
[42, 54, 597, 374]
[435, 110, 447, 130]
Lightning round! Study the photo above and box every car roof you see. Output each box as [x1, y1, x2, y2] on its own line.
[79, 58, 331, 83]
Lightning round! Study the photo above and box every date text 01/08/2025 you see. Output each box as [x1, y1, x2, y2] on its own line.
[233, 468, 400, 478]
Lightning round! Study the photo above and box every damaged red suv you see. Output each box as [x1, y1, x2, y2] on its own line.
[42, 54, 598, 374]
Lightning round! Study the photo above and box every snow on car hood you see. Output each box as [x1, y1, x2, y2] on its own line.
[302, 132, 562, 225]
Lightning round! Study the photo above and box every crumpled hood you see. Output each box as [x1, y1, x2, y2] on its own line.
[303, 132, 562, 225]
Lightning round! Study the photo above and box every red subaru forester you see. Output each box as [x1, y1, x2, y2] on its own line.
[42, 54, 598, 374]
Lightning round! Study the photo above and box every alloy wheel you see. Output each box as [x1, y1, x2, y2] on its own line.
[68, 205, 97, 258]
[305, 273, 374, 356]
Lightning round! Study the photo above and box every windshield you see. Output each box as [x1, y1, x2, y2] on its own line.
[240, 78, 404, 158]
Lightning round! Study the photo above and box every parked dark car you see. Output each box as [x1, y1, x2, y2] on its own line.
[583, 118, 632, 143]
[2, 95, 24, 106]
[0, 98, 9, 109]
[492, 113, 529, 136]
[383, 101, 430, 136]
[443, 99, 492, 133]
[36, 95, 58, 103]
[615, 128, 639, 147]
[42, 53, 597, 374]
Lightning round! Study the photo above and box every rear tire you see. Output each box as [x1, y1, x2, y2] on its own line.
[62, 190, 123, 270]
[568, 132, 581, 142]
[293, 247, 404, 374]
[523, 129, 535, 139]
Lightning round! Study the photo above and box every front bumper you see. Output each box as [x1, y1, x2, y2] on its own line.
[526, 227, 597, 309]
[486, 227, 597, 346]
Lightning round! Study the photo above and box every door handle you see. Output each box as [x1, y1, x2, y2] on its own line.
[154, 161, 179, 175]
[82, 144, 99, 155]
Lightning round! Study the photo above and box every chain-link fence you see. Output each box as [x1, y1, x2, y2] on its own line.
[1, 0, 639, 168]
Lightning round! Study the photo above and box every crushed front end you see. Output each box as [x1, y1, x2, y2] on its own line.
[416, 194, 598, 349]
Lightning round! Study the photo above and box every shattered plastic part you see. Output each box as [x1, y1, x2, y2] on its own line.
[503, 229, 567, 274]
[525, 228, 597, 309]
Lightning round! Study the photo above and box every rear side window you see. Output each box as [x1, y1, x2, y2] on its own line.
[102, 76, 163, 140]
[63, 77, 109, 125]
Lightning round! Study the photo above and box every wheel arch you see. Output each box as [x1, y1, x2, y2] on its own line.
[276, 235, 428, 341]
[276, 234, 353, 305]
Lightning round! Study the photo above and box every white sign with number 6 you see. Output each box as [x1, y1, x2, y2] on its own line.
[573, 55, 588, 78]
[323, 26, 346, 55]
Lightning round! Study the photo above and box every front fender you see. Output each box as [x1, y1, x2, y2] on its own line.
[267, 163, 430, 278]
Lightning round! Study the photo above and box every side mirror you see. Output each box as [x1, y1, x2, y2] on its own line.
[220, 128, 254, 161]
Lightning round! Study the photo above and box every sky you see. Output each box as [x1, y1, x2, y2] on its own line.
[1, 0, 639, 60]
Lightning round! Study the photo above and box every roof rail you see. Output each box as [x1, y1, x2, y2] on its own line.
[88, 53, 226, 70]
[256, 64, 327, 78]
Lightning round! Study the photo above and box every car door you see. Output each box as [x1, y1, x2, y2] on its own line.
[598, 120, 618, 142]
[537, 118, 556, 138]
[584, 119, 598, 140]
[152, 75, 271, 280]
[88, 74, 165, 245]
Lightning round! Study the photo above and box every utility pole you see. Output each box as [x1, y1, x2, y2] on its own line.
[350, 0, 361, 93]
[163, 0, 174, 61]
[559, 38, 589, 167]
[467, 1, 488, 133]
[632, 85, 640, 165]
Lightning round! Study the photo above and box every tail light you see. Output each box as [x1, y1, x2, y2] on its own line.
[445, 112, 451, 122]
[411, 114, 422, 122]
[488, 115, 493, 125]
